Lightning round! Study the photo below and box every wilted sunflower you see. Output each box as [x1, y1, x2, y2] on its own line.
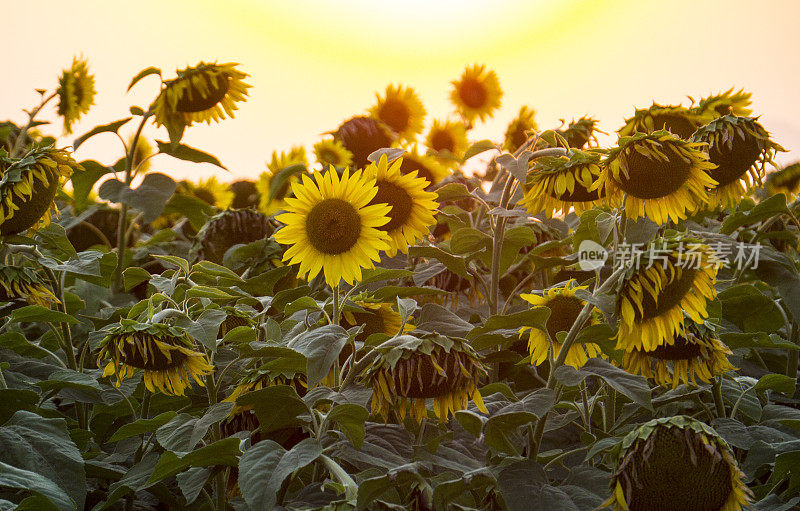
[98, 320, 214, 396]
[450, 64, 502, 124]
[397, 146, 450, 189]
[313, 139, 353, 169]
[274, 167, 392, 287]
[333, 116, 395, 169]
[503, 106, 538, 153]
[766, 162, 800, 196]
[369, 84, 426, 142]
[692, 87, 753, 120]
[606, 416, 751, 511]
[691, 115, 784, 209]
[229, 180, 260, 209]
[363, 155, 439, 257]
[0, 146, 81, 236]
[615, 238, 719, 354]
[56, 57, 96, 134]
[425, 119, 469, 163]
[194, 208, 276, 264]
[367, 334, 487, 423]
[177, 177, 234, 209]
[556, 117, 601, 149]
[521, 149, 608, 218]
[596, 131, 717, 224]
[520, 281, 603, 368]
[341, 297, 411, 342]
[152, 62, 250, 139]
[0, 266, 58, 307]
[618, 103, 704, 140]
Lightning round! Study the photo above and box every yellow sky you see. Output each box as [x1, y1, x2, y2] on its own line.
[3, 0, 799, 182]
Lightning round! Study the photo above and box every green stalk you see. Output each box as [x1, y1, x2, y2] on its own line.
[10, 92, 57, 158]
[712, 376, 726, 418]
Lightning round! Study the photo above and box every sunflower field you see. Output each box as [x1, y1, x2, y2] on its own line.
[3, 57, 800, 511]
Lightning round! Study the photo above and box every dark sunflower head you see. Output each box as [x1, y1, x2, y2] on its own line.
[229, 180, 261, 209]
[618, 103, 704, 140]
[0, 145, 82, 236]
[194, 208, 276, 265]
[98, 320, 214, 396]
[333, 116, 395, 169]
[0, 266, 58, 308]
[217, 306, 257, 340]
[765, 162, 800, 196]
[367, 334, 487, 423]
[56, 57, 96, 134]
[692, 115, 785, 209]
[67, 206, 126, 251]
[503, 106, 538, 153]
[555, 117, 602, 149]
[608, 416, 751, 511]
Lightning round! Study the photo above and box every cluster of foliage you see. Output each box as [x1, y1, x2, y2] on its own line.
[2, 57, 800, 511]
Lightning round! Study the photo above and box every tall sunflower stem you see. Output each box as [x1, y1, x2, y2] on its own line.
[0, 366, 7, 390]
[10, 92, 57, 158]
[332, 285, 341, 326]
[489, 173, 515, 316]
[712, 376, 726, 418]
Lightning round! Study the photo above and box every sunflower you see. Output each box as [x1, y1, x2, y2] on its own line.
[366, 334, 487, 423]
[273, 167, 392, 287]
[56, 57, 96, 134]
[341, 297, 412, 342]
[691, 115, 784, 209]
[217, 306, 257, 339]
[0, 266, 58, 308]
[692, 88, 753, 120]
[333, 116, 395, 169]
[363, 155, 439, 257]
[618, 103, 704, 140]
[556, 117, 601, 149]
[425, 119, 469, 163]
[521, 149, 608, 218]
[615, 237, 720, 354]
[450, 64, 503, 124]
[624, 318, 734, 388]
[229, 180, 260, 209]
[177, 177, 234, 210]
[520, 281, 603, 368]
[397, 146, 450, 189]
[67, 206, 123, 251]
[267, 146, 308, 173]
[194, 208, 276, 264]
[369, 84, 426, 143]
[98, 320, 214, 396]
[258, 148, 308, 215]
[503, 106, 538, 153]
[0, 146, 81, 236]
[152, 62, 250, 140]
[596, 131, 717, 225]
[606, 416, 751, 511]
[766, 162, 800, 196]
[313, 139, 353, 169]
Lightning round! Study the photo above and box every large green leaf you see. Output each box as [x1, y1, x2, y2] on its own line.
[287, 325, 349, 386]
[73, 118, 132, 151]
[0, 461, 73, 511]
[156, 140, 227, 170]
[718, 284, 784, 333]
[236, 385, 310, 434]
[156, 402, 234, 453]
[147, 438, 241, 484]
[98, 173, 177, 223]
[553, 358, 652, 411]
[325, 404, 369, 449]
[108, 411, 178, 442]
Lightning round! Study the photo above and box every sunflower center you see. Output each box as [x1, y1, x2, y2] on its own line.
[458, 78, 488, 109]
[639, 267, 696, 320]
[305, 198, 362, 254]
[378, 99, 411, 134]
[371, 180, 413, 232]
[399, 158, 434, 185]
[708, 135, 761, 187]
[650, 113, 699, 139]
[193, 188, 217, 205]
[120, 335, 187, 370]
[393, 350, 468, 398]
[545, 295, 585, 340]
[431, 130, 455, 153]
[643, 336, 703, 361]
[623, 427, 732, 511]
[175, 72, 230, 113]
[617, 147, 691, 199]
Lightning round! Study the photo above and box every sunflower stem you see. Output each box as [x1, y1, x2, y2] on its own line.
[10, 92, 57, 158]
[712, 376, 726, 418]
[332, 285, 341, 326]
[0, 366, 7, 390]
[489, 173, 514, 316]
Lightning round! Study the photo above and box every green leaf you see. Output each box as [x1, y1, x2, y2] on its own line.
[416, 303, 474, 337]
[357, 267, 413, 286]
[127, 66, 162, 92]
[176, 467, 210, 505]
[396, 297, 417, 325]
[287, 325, 349, 386]
[721, 332, 800, 351]
[147, 438, 241, 485]
[468, 307, 550, 340]
[71, 160, 115, 209]
[462, 140, 498, 162]
[484, 389, 555, 455]
[284, 296, 321, 316]
[325, 404, 368, 449]
[409, 245, 473, 281]
[236, 385, 310, 434]
[10, 305, 77, 325]
[755, 374, 796, 395]
[185, 285, 236, 300]
[98, 173, 177, 223]
[222, 326, 257, 344]
[123, 267, 151, 292]
[721, 193, 789, 235]
[129, 106, 145, 116]
[160, 193, 215, 230]
[268, 163, 306, 201]
[156, 140, 227, 170]
[553, 358, 653, 411]
[498, 459, 590, 511]
[108, 412, 178, 443]
[239, 439, 322, 511]
[39, 250, 105, 277]
[191, 261, 244, 282]
[155, 402, 234, 453]
[73, 118, 132, 151]
[435, 182, 473, 202]
[718, 284, 784, 333]
[455, 410, 485, 437]
[0, 390, 38, 424]
[0, 332, 53, 359]
[432, 469, 496, 510]
[496, 151, 532, 183]
[36, 370, 103, 395]
[768, 450, 800, 497]
[0, 462, 73, 511]
[357, 463, 427, 511]
[450, 227, 492, 254]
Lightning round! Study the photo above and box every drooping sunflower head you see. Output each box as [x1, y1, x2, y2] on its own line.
[520, 280, 603, 368]
[313, 139, 353, 170]
[0, 266, 58, 308]
[691, 115, 784, 209]
[692, 88, 753, 120]
[521, 149, 609, 218]
[615, 236, 720, 353]
[425, 119, 469, 164]
[229, 180, 260, 209]
[341, 296, 412, 342]
[67, 206, 124, 251]
[194, 208, 276, 264]
[363, 155, 439, 257]
[368, 84, 426, 143]
[0, 146, 82, 236]
[98, 320, 214, 396]
[152, 62, 250, 138]
[397, 145, 451, 189]
[624, 318, 734, 388]
[367, 334, 487, 423]
[176, 177, 234, 210]
[597, 131, 718, 224]
[556, 117, 601, 149]
[217, 305, 258, 340]
[450, 63, 503, 124]
[618, 103, 704, 140]
[273, 167, 392, 287]
[333, 116, 396, 169]
[503, 106, 538, 153]
[766, 162, 800, 196]
[56, 57, 96, 134]
[607, 416, 751, 511]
